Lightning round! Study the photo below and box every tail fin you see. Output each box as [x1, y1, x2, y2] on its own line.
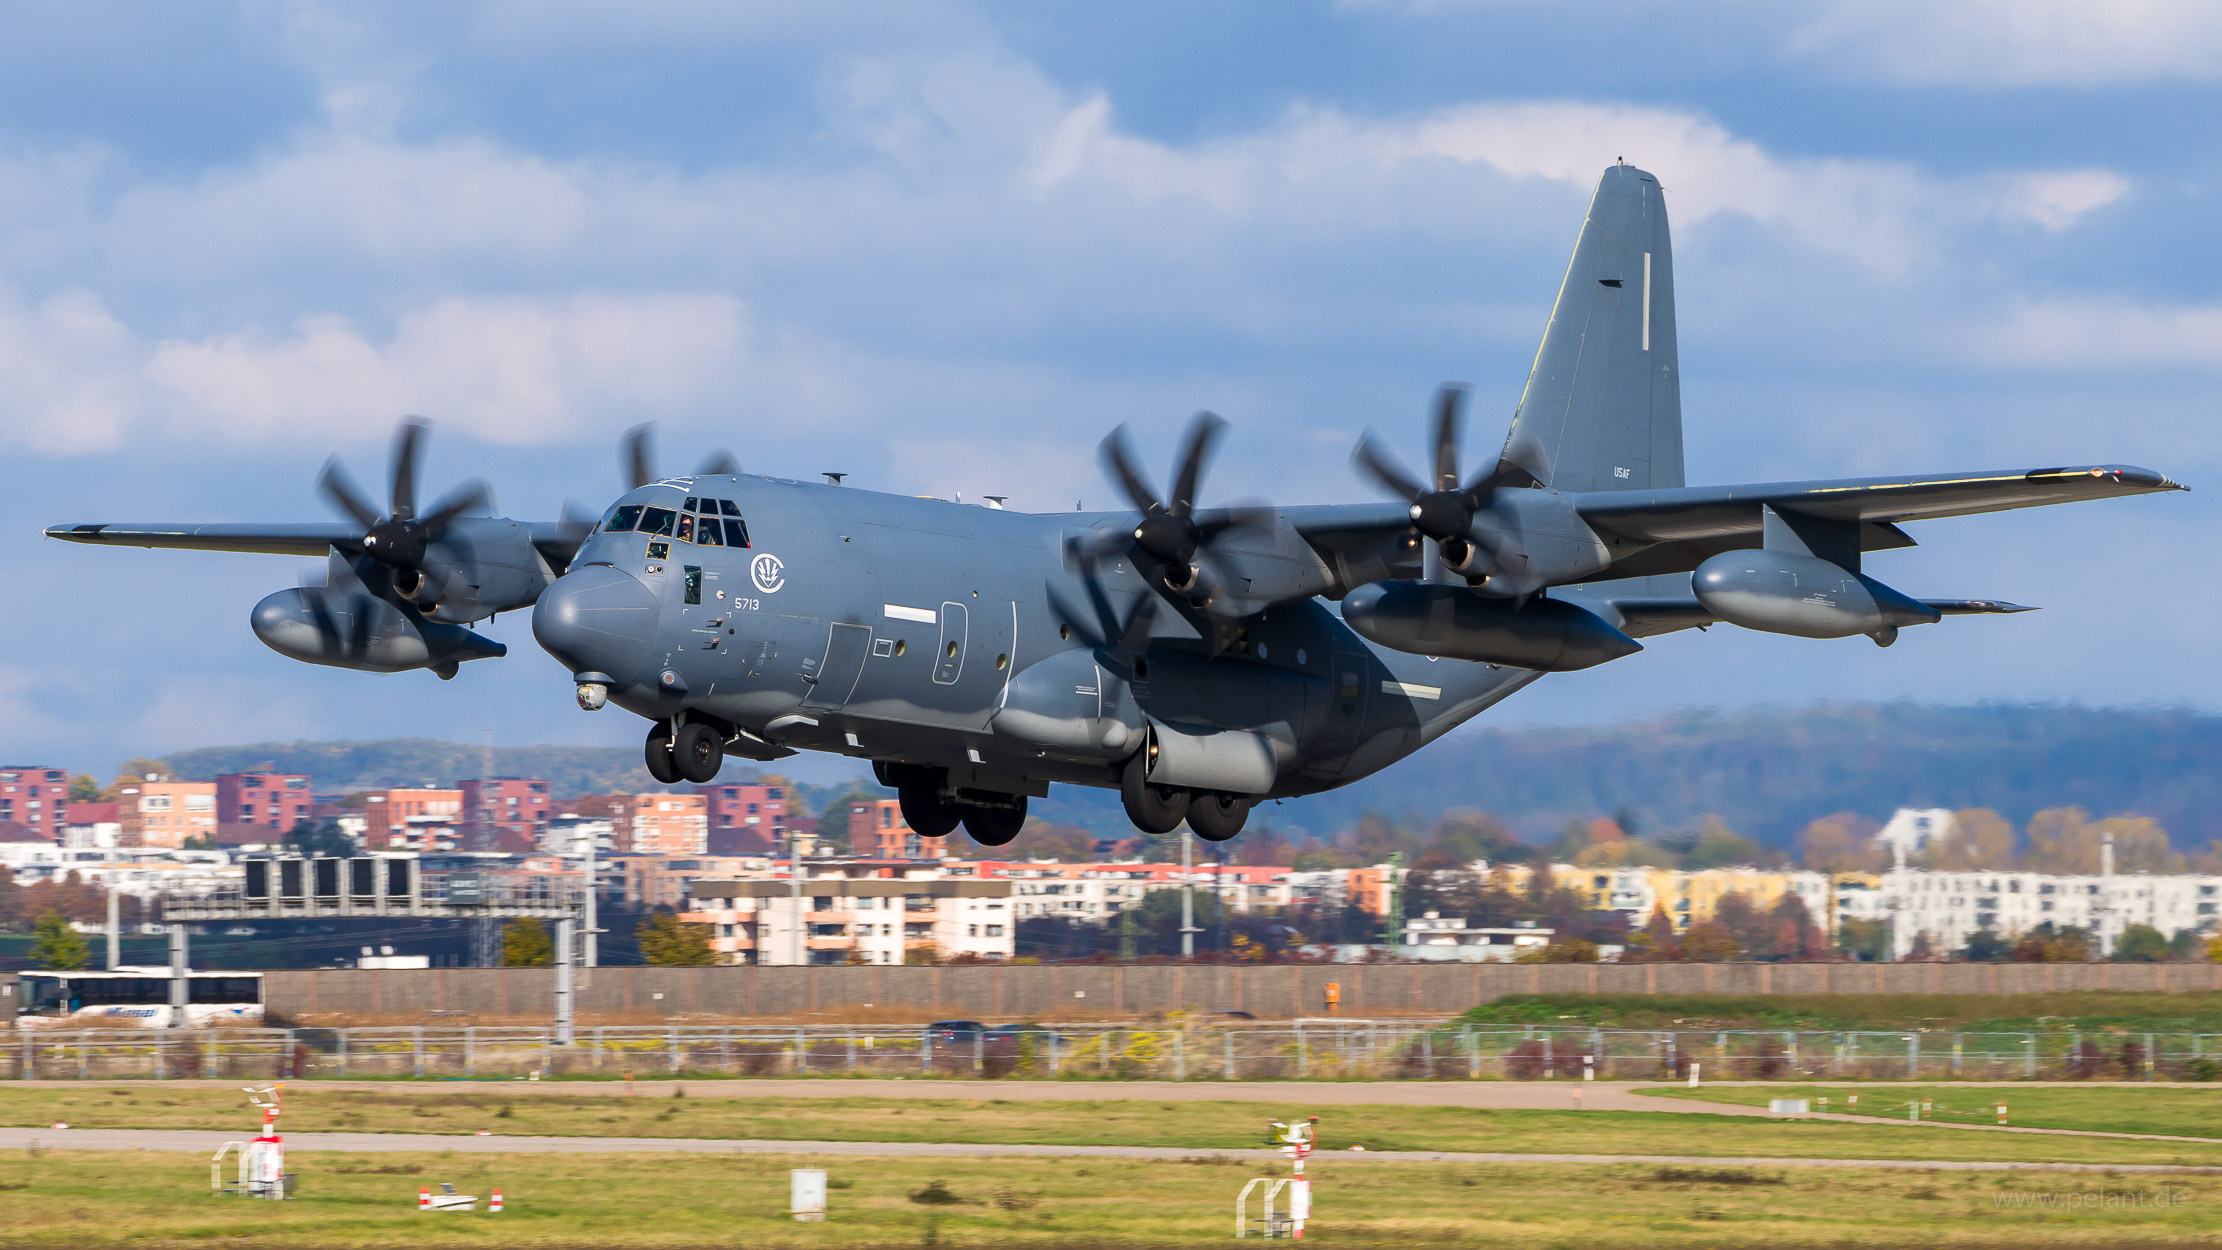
[1504, 164, 1683, 495]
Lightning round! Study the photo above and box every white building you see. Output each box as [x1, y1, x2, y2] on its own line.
[1876, 808, 1957, 863]
[1885, 869, 2222, 958]
[684, 876, 1014, 965]
[544, 814, 615, 857]
[1401, 914, 1554, 961]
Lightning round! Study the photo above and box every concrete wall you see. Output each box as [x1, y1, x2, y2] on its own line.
[260, 960, 2222, 1023]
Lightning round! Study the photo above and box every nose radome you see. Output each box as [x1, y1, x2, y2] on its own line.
[532, 564, 660, 685]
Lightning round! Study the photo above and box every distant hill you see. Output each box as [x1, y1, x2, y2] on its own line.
[162, 703, 2222, 848]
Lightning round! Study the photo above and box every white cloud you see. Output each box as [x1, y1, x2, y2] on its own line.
[0, 288, 143, 454]
[1789, 0, 2222, 87]
[144, 292, 751, 446]
[1967, 298, 2222, 371]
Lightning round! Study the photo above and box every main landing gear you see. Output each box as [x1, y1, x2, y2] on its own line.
[883, 764, 1029, 848]
[646, 719, 726, 784]
[1120, 753, 1251, 841]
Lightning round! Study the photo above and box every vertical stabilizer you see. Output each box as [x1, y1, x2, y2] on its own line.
[1505, 164, 1683, 495]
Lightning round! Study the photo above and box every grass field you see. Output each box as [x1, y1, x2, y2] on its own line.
[1646, 1084, 2222, 1138]
[1458, 992, 2222, 1033]
[10, 1087, 2222, 1167]
[6, 1149, 2222, 1248]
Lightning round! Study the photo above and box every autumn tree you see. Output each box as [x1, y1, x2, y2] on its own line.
[1795, 813, 1883, 872]
[30, 910, 89, 969]
[1923, 808, 2017, 871]
[501, 918, 554, 967]
[637, 910, 719, 965]
[1679, 919, 1740, 962]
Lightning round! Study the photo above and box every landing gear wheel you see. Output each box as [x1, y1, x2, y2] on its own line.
[673, 721, 725, 783]
[899, 782, 960, 838]
[1120, 750, 1189, 835]
[1187, 792, 1251, 842]
[961, 796, 1027, 847]
[644, 722, 681, 784]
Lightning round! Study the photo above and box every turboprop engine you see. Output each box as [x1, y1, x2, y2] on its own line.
[1692, 549, 1940, 645]
[1340, 580, 1642, 672]
[251, 587, 505, 678]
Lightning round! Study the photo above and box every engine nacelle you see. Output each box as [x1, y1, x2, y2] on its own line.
[251, 588, 506, 675]
[1692, 549, 1940, 640]
[1341, 580, 1641, 672]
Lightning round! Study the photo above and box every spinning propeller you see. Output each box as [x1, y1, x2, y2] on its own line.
[621, 423, 740, 489]
[319, 419, 491, 603]
[1073, 412, 1275, 622]
[1352, 384, 1550, 582]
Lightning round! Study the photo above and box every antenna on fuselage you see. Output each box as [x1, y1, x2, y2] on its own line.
[823, 472, 846, 486]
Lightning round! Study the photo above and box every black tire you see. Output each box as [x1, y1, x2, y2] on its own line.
[644, 722, 681, 784]
[673, 721, 725, 783]
[1120, 750, 1188, 835]
[900, 782, 960, 837]
[962, 797, 1027, 846]
[1188, 792, 1251, 842]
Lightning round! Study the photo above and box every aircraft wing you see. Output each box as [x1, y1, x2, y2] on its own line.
[1573, 464, 2182, 580]
[43, 522, 364, 557]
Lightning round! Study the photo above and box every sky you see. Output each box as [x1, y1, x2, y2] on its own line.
[2, 0, 2219, 783]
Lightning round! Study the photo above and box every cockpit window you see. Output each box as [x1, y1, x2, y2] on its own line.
[695, 513, 724, 547]
[602, 504, 644, 534]
[675, 512, 696, 543]
[719, 499, 741, 516]
[724, 518, 751, 548]
[683, 497, 700, 512]
[639, 507, 677, 537]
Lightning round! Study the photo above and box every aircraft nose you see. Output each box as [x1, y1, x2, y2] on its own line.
[532, 564, 661, 686]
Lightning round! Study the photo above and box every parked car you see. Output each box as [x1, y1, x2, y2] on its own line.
[926, 1019, 987, 1047]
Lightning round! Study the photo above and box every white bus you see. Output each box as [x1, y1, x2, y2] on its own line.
[15, 968, 265, 1030]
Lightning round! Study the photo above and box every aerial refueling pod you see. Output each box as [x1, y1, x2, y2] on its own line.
[250, 588, 506, 677]
[1340, 580, 1641, 672]
[1692, 549, 1940, 644]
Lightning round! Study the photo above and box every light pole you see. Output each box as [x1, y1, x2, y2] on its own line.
[1180, 827, 1199, 958]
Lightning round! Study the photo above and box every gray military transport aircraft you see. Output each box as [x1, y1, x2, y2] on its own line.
[47, 164, 2183, 847]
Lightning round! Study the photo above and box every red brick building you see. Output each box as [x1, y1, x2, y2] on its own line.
[215, 772, 314, 835]
[0, 766, 69, 837]
[460, 778, 552, 851]
[697, 782, 788, 855]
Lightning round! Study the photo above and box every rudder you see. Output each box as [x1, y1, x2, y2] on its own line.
[1503, 164, 1683, 495]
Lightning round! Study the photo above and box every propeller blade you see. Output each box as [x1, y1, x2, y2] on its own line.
[318, 460, 382, 529]
[554, 499, 598, 547]
[623, 424, 656, 490]
[1194, 503, 1279, 541]
[389, 418, 427, 520]
[1097, 426, 1164, 517]
[1044, 583, 1110, 650]
[1353, 433, 1426, 503]
[696, 450, 740, 477]
[417, 479, 493, 534]
[1478, 430, 1551, 493]
[1431, 384, 1467, 491]
[1168, 411, 1226, 519]
[350, 591, 376, 657]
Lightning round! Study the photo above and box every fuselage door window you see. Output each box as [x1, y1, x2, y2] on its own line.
[933, 601, 968, 685]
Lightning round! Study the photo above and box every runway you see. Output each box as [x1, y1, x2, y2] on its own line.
[6, 1122, 2219, 1175]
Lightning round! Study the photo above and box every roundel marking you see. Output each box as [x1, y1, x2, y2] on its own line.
[751, 552, 786, 594]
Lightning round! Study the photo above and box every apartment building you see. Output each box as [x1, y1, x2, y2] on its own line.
[362, 788, 465, 852]
[460, 778, 552, 851]
[698, 782, 788, 855]
[1886, 869, 2222, 959]
[846, 798, 925, 860]
[214, 772, 313, 836]
[116, 781, 217, 848]
[618, 793, 709, 856]
[0, 766, 69, 836]
[684, 877, 1014, 965]
[617, 854, 775, 908]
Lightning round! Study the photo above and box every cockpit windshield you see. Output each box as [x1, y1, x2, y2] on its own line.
[599, 496, 747, 548]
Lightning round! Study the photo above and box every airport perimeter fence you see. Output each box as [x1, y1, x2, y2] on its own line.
[9, 1023, 2222, 1083]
